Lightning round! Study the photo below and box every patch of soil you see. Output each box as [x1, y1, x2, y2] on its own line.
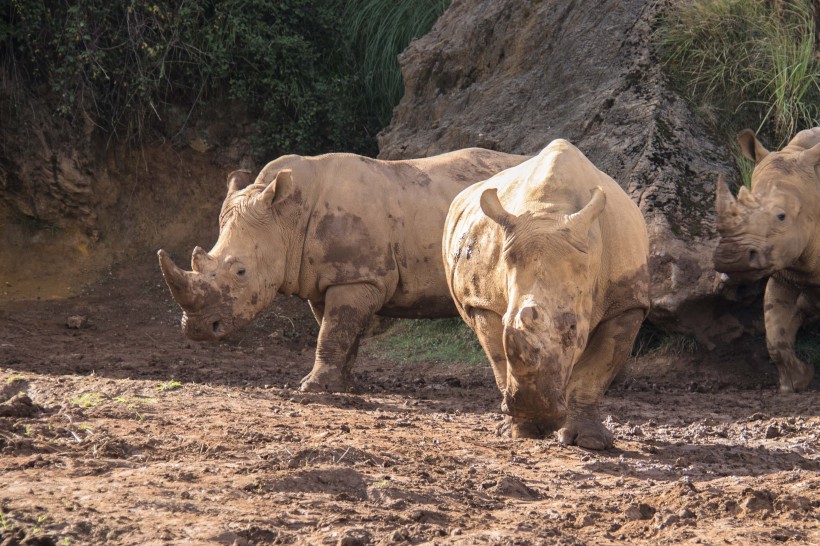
[1, 259, 818, 545]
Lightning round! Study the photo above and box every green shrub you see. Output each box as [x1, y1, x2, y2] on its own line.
[2, 0, 449, 157]
[658, 0, 819, 148]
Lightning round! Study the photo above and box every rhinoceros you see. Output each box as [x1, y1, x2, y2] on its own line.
[714, 127, 820, 393]
[443, 139, 650, 449]
[158, 149, 527, 392]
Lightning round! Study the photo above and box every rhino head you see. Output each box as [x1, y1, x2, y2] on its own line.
[158, 168, 294, 340]
[713, 130, 820, 281]
[481, 186, 606, 430]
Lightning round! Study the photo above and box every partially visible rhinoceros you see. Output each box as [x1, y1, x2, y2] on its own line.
[443, 139, 650, 449]
[158, 149, 527, 392]
[714, 127, 820, 393]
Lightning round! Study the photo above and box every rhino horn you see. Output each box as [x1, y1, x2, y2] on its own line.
[480, 188, 515, 228]
[191, 246, 217, 273]
[158, 249, 201, 309]
[566, 186, 606, 229]
[715, 174, 737, 216]
[737, 185, 758, 207]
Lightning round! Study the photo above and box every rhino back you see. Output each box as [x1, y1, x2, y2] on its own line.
[257, 150, 526, 313]
[445, 140, 649, 324]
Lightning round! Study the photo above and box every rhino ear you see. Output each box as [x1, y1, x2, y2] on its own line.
[800, 141, 820, 168]
[227, 169, 253, 195]
[480, 188, 515, 228]
[258, 169, 294, 209]
[566, 186, 606, 230]
[715, 174, 737, 216]
[736, 129, 770, 164]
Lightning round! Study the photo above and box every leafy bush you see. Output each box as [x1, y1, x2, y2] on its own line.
[0, 0, 449, 157]
[658, 0, 819, 149]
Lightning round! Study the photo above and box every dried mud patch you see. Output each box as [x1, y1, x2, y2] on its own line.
[0, 260, 819, 545]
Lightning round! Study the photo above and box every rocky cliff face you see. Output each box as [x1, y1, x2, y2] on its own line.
[379, 0, 751, 346]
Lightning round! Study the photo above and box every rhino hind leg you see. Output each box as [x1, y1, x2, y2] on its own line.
[300, 283, 383, 393]
[764, 278, 814, 393]
[559, 309, 645, 450]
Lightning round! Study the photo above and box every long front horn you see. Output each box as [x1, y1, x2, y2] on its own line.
[715, 174, 737, 216]
[158, 249, 200, 308]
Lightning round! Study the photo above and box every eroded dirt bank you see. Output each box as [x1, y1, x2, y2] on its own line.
[1, 261, 818, 545]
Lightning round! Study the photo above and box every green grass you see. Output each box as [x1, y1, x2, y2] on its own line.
[364, 318, 486, 365]
[796, 326, 820, 367]
[632, 322, 700, 358]
[156, 380, 183, 392]
[70, 392, 104, 408]
[344, 0, 450, 125]
[658, 0, 819, 147]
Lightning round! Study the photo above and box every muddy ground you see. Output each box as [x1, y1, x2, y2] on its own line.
[0, 259, 818, 546]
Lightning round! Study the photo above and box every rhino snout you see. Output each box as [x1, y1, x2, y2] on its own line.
[501, 384, 567, 427]
[713, 242, 771, 276]
[181, 312, 229, 341]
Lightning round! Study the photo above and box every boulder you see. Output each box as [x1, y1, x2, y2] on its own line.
[378, 0, 748, 346]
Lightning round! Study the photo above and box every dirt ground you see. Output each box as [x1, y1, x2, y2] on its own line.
[1, 259, 818, 546]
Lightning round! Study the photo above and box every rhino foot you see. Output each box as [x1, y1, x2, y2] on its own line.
[557, 417, 613, 450]
[299, 368, 354, 393]
[496, 416, 562, 439]
[778, 361, 814, 393]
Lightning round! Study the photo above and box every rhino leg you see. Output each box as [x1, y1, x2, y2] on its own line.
[300, 283, 383, 393]
[469, 309, 508, 392]
[469, 309, 565, 439]
[308, 300, 324, 326]
[471, 310, 536, 438]
[764, 277, 814, 393]
[558, 309, 644, 450]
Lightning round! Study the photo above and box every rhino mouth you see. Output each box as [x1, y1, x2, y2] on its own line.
[181, 311, 244, 341]
[713, 241, 774, 280]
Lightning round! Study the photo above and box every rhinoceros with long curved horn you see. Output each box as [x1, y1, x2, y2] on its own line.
[158, 150, 528, 392]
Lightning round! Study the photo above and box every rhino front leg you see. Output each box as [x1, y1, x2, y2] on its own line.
[300, 283, 383, 393]
[470, 309, 535, 438]
[558, 309, 644, 450]
[765, 277, 813, 393]
[469, 309, 508, 392]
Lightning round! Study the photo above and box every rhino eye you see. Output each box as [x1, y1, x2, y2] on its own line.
[776, 213, 786, 222]
[236, 268, 246, 276]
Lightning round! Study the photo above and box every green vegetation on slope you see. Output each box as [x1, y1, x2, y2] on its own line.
[0, 0, 450, 157]
[345, 0, 450, 126]
[658, 0, 819, 183]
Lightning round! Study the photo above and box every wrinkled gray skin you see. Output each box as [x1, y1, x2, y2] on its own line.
[714, 127, 820, 393]
[443, 140, 650, 449]
[158, 149, 527, 392]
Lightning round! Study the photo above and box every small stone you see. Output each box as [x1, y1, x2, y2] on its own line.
[658, 514, 680, 528]
[624, 503, 655, 521]
[764, 425, 780, 439]
[576, 513, 595, 527]
[66, 315, 89, 329]
[679, 507, 695, 519]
